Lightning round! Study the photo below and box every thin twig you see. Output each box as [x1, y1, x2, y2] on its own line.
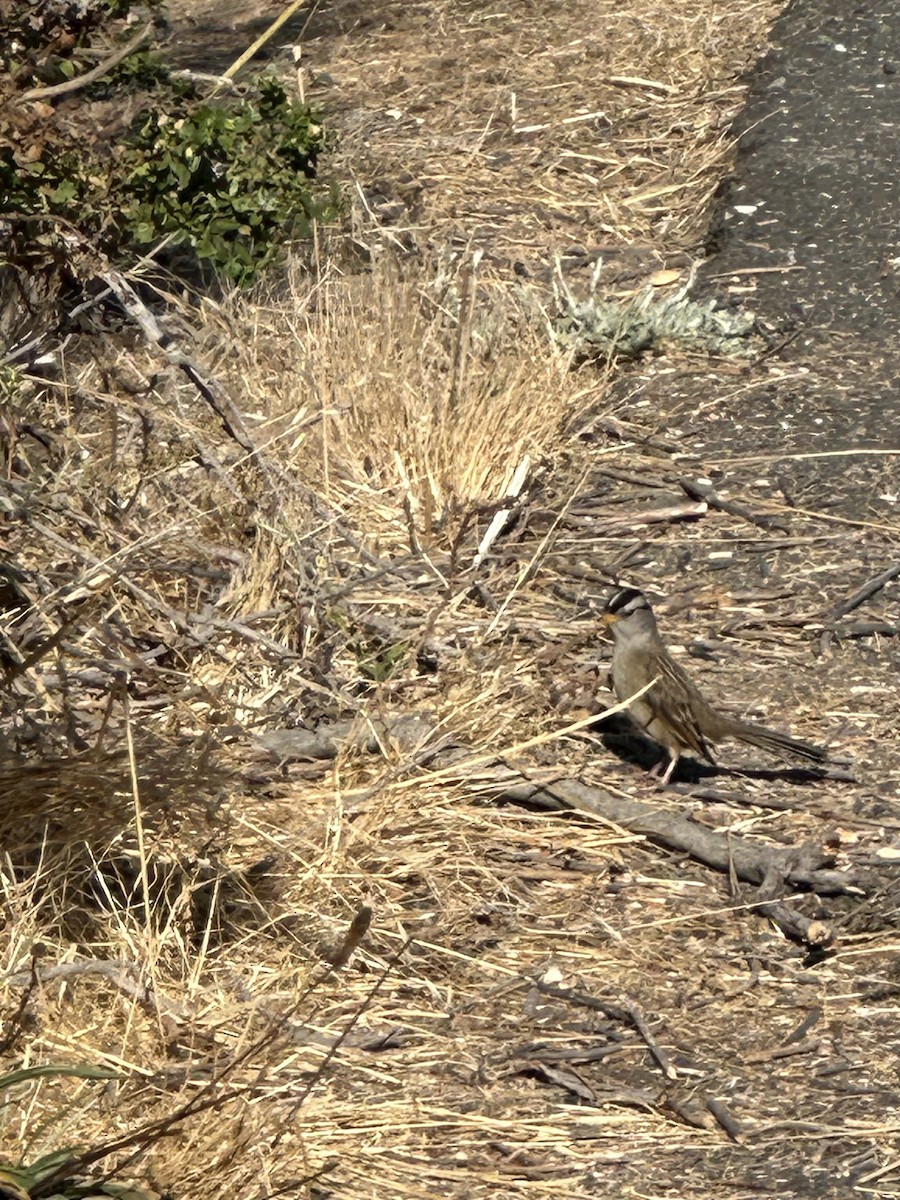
[679, 476, 789, 534]
[221, 0, 316, 81]
[103, 271, 259, 459]
[705, 1096, 743, 1142]
[534, 980, 676, 1081]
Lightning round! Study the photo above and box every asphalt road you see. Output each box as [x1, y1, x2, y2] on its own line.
[671, 0, 900, 508]
[709, 0, 900, 340]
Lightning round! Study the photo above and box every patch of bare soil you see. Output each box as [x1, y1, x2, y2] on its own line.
[3, 2, 900, 1200]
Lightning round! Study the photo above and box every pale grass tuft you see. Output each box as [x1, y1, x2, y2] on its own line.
[231, 257, 585, 553]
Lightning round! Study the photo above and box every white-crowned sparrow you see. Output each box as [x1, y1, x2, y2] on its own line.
[602, 587, 826, 783]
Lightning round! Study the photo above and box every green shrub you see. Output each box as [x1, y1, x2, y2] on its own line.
[120, 75, 337, 283]
[1, 2, 338, 336]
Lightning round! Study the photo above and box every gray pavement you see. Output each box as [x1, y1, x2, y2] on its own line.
[660, 0, 900, 510]
[710, 0, 900, 341]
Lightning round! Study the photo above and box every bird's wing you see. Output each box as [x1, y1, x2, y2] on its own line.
[646, 653, 717, 764]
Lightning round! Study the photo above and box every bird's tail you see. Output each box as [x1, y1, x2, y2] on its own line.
[726, 719, 826, 764]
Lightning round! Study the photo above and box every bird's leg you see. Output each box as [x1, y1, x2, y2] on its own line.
[660, 750, 680, 785]
[646, 754, 672, 781]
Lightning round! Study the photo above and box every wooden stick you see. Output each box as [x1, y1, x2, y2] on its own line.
[17, 23, 155, 104]
[832, 621, 900, 639]
[534, 980, 677, 1080]
[705, 1096, 743, 1142]
[102, 271, 259, 458]
[831, 561, 900, 620]
[679, 475, 789, 534]
[222, 0, 313, 81]
[520, 777, 839, 889]
[472, 455, 531, 568]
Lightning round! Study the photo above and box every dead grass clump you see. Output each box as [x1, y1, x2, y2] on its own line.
[0, 240, 615, 1197]
[229, 256, 596, 553]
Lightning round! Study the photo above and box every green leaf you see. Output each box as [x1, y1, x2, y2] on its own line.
[0, 1165, 33, 1199]
[44, 180, 77, 205]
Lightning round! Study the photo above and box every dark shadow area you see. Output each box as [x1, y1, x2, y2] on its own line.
[598, 712, 834, 787]
[596, 712, 718, 784]
[0, 733, 283, 947]
[164, 0, 397, 75]
[165, 8, 310, 74]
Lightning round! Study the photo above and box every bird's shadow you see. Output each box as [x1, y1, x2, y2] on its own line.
[595, 713, 829, 786]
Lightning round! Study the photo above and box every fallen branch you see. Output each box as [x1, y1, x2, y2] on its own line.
[830, 621, 900, 639]
[830, 561, 900, 620]
[705, 1096, 743, 1142]
[3, 959, 134, 988]
[751, 900, 831, 948]
[522, 776, 864, 897]
[16, 23, 155, 104]
[751, 865, 832, 947]
[533, 980, 676, 1080]
[248, 716, 867, 945]
[525, 776, 847, 944]
[679, 476, 789, 534]
[566, 499, 708, 535]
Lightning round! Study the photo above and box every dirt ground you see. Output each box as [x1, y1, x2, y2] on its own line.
[4, 2, 900, 1199]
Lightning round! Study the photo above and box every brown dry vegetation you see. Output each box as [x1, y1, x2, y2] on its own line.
[3, 3, 900, 1200]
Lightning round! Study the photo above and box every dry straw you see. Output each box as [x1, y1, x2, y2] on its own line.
[6, 2, 897, 1199]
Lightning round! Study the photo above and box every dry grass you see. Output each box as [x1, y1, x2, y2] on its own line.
[4, 1, 900, 1199]
[0, 252, 607, 1196]
[233, 259, 586, 544]
[299, 0, 778, 258]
